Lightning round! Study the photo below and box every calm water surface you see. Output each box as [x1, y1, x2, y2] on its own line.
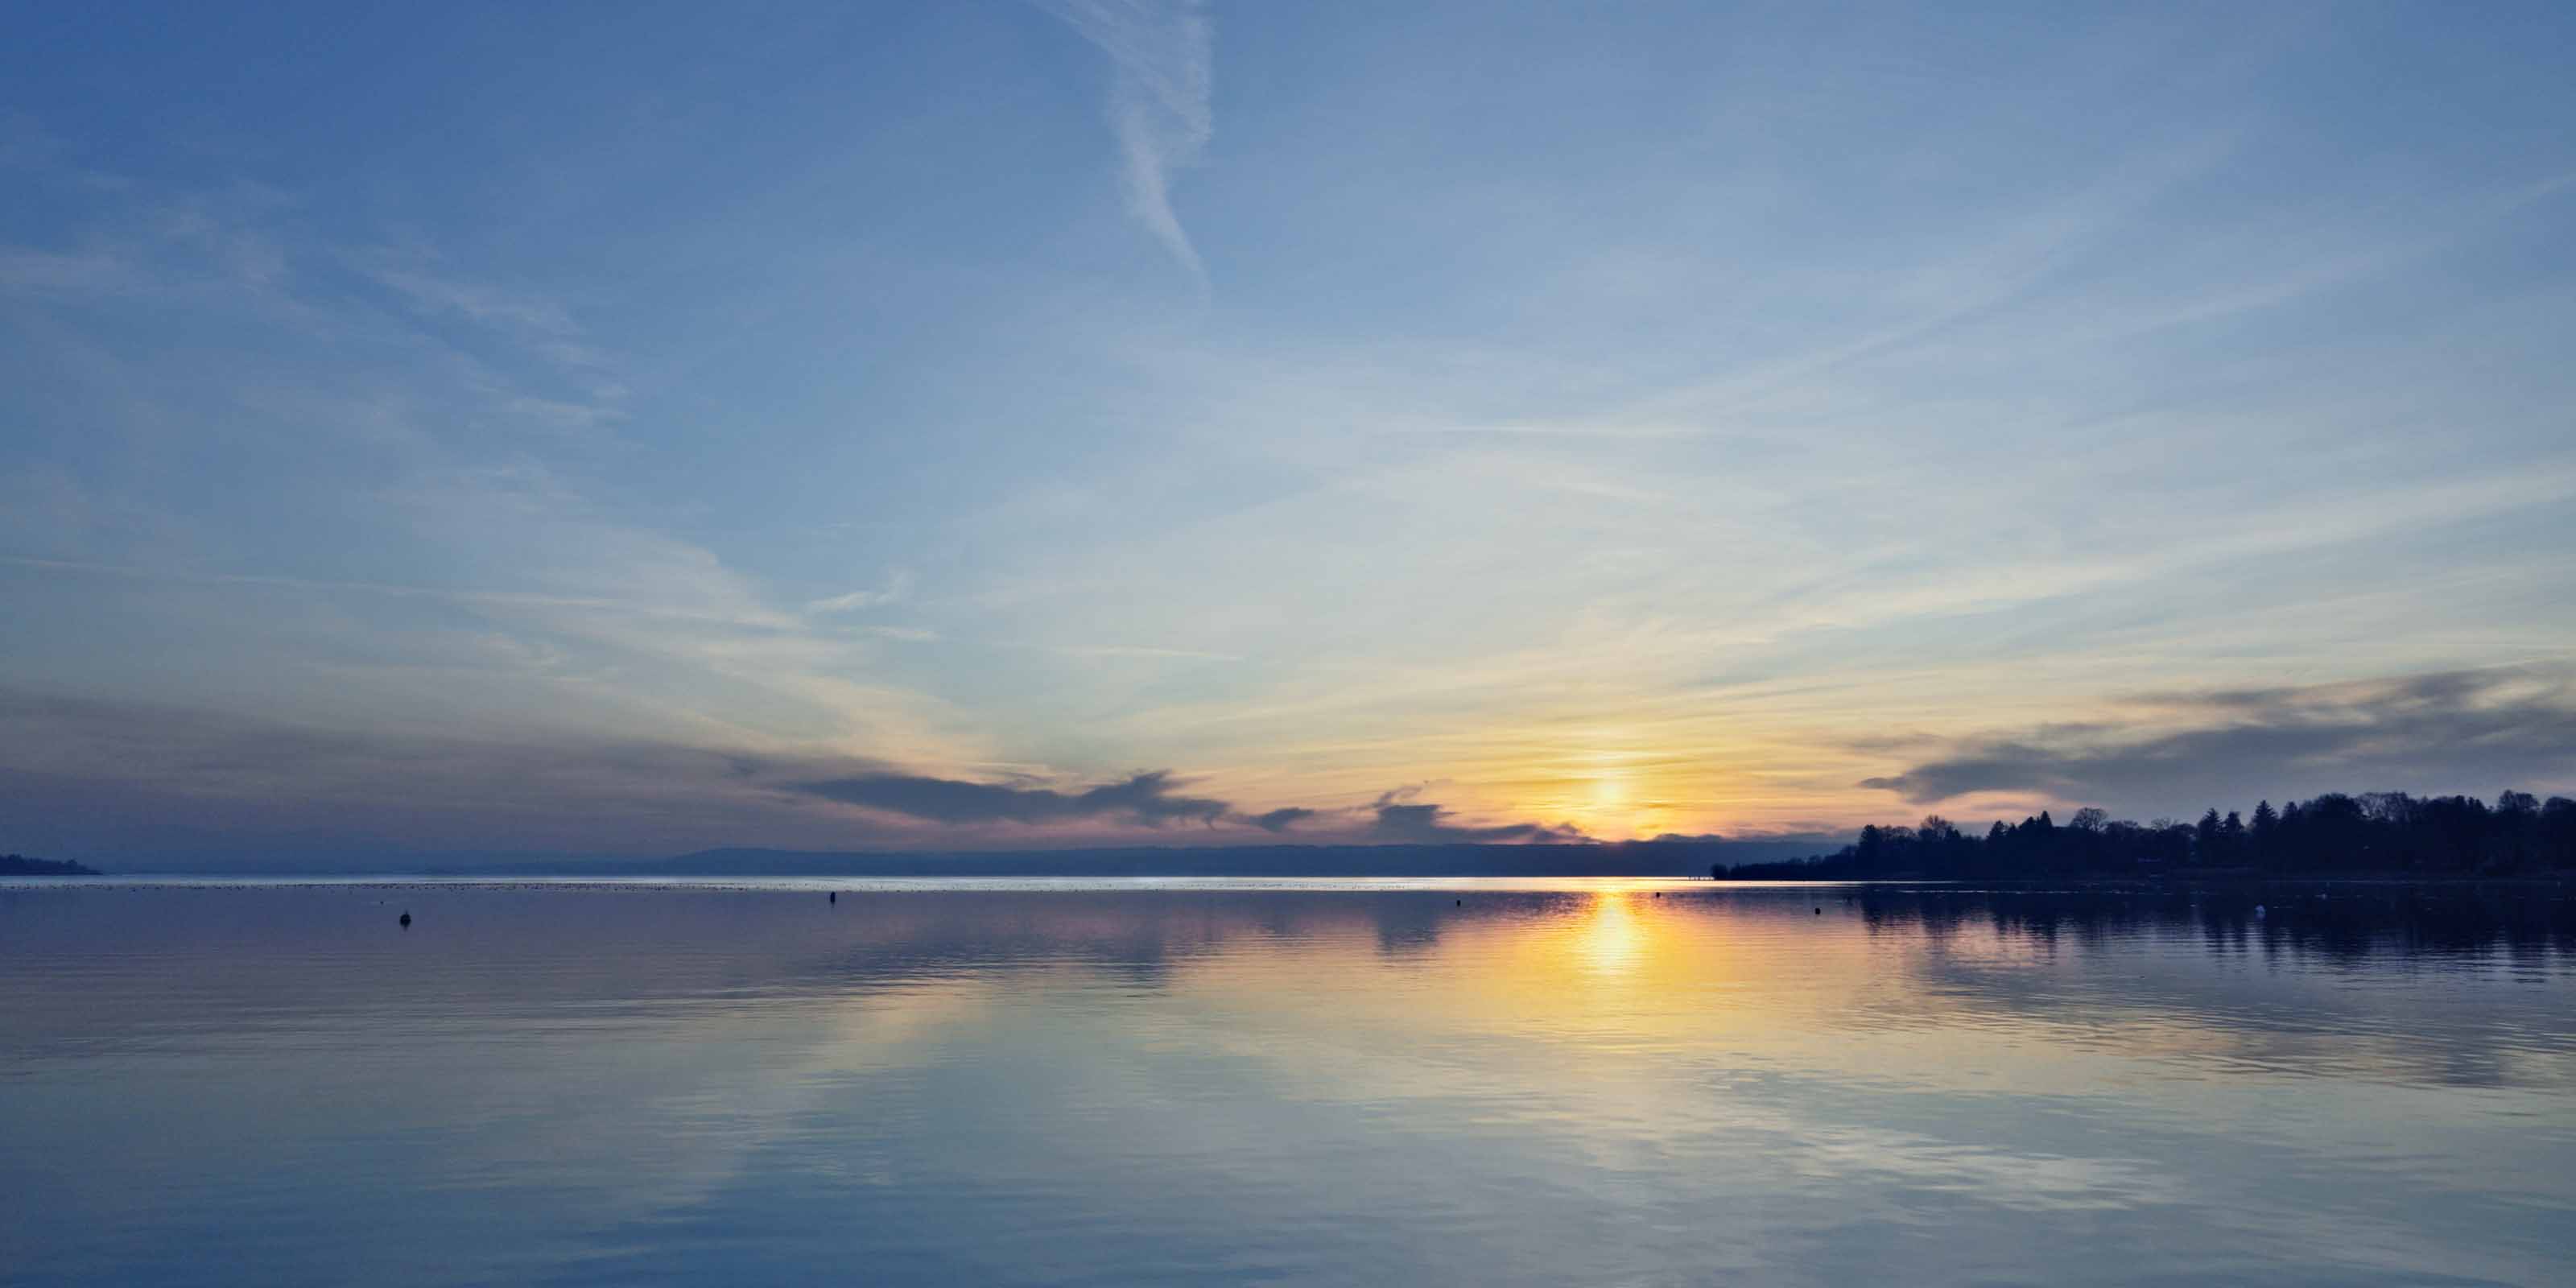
[3, 879, 2572, 1286]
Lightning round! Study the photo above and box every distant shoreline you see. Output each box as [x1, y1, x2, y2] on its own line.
[1715, 868, 2576, 886]
[13, 871, 2566, 889]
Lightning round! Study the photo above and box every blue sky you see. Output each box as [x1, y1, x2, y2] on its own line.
[4, 2, 2574, 860]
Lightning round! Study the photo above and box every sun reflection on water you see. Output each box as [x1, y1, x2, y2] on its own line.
[1575, 890, 1644, 977]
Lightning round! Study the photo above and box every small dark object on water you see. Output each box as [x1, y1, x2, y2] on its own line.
[398, 912, 411, 928]
[829, 891, 836, 904]
[1814, 907, 1822, 915]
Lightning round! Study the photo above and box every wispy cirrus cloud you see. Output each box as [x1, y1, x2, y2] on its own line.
[807, 570, 914, 614]
[1035, 0, 1214, 285]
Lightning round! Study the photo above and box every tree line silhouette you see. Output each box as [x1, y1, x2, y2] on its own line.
[1716, 791, 2576, 880]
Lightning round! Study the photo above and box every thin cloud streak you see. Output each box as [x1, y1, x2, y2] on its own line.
[0, 552, 795, 629]
[807, 570, 914, 614]
[1036, 0, 1214, 285]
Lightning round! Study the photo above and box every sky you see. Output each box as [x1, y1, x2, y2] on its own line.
[4, 2, 2574, 862]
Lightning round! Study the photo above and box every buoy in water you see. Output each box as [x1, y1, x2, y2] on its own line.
[398, 912, 411, 928]
[829, 891, 836, 904]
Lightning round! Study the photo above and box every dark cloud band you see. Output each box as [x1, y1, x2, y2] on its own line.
[794, 770, 1231, 828]
[1860, 667, 2576, 808]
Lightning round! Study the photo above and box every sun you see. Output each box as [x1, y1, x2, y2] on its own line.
[1588, 770, 1629, 815]
[1575, 762, 1665, 840]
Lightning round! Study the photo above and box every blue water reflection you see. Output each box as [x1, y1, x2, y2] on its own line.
[2, 880, 2570, 1286]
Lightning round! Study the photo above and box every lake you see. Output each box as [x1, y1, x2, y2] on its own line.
[3, 878, 2571, 1286]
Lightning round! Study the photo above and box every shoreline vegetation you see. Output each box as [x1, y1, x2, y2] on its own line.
[1718, 791, 2576, 881]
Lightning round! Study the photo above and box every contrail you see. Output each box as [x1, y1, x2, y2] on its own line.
[1035, 0, 1213, 287]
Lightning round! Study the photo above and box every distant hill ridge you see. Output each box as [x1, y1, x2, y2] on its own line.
[92, 837, 1841, 877]
[634, 840, 1796, 878]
